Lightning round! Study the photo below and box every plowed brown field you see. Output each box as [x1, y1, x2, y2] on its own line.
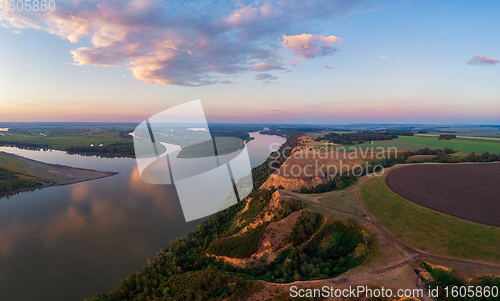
[386, 163, 500, 227]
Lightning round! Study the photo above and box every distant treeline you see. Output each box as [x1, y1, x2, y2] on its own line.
[0, 141, 51, 150]
[438, 134, 456, 140]
[0, 167, 42, 194]
[315, 130, 413, 144]
[259, 126, 320, 138]
[210, 130, 253, 142]
[67, 130, 255, 158]
[66, 142, 135, 157]
[377, 148, 500, 166]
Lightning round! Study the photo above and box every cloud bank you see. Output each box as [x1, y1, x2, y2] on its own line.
[0, 0, 371, 86]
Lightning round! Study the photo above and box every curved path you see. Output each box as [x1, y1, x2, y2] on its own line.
[279, 170, 500, 272]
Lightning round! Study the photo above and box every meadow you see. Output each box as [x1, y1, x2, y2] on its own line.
[335, 135, 500, 154]
[360, 175, 500, 264]
[336, 139, 438, 152]
[0, 125, 134, 151]
[398, 135, 500, 153]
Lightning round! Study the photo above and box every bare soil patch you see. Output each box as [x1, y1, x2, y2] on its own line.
[386, 163, 500, 227]
[260, 141, 399, 190]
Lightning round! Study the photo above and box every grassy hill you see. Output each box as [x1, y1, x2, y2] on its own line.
[85, 189, 372, 301]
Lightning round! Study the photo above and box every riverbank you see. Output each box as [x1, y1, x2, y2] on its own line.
[0, 151, 118, 195]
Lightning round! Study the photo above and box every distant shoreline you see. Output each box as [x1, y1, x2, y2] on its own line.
[0, 151, 118, 196]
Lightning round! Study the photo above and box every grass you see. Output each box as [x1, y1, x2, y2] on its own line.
[337, 139, 438, 152]
[360, 175, 500, 264]
[318, 190, 366, 216]
[0, 126, 133, 151]
[407, 155, 436, 162]
[0, 152, 27, 174]
[449, 151, 470, 159]
[423, 132, 500, 139]
[335, 135, 500, 154]
[397, 136, 500, 154]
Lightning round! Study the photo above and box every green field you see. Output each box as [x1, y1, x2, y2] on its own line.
[0, 152, 27, 174]
[336, 139, 438, 152]
[335, 135, 500, 154]
[429, 132, 500, 139]
[318, 190, 366, 216]
[360, 176, 500, 264]
[398, 136, 500, 154]
[0, 126, 134, 151]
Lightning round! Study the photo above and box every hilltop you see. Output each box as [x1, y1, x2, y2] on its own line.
[85, 188, 372, 301]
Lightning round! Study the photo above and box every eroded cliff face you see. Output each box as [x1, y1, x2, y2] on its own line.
[207, 190, 302, 268]
[260, 174, 325, 191]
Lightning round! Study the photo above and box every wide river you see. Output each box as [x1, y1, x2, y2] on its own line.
[0, 132, 285, 301]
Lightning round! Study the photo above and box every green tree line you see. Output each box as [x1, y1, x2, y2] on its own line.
[0, 167, 43, 194]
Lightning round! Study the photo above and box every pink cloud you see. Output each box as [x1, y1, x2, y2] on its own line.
[282, 33, 341, 65]
[252, 62, 284, 71]
[466, 54, 499, 66]
[0, 0, 367, 86]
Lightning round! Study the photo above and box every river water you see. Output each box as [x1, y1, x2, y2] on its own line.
[0, 131, 285, 301]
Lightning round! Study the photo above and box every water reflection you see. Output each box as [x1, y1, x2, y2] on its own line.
[0, 131, 285, 301]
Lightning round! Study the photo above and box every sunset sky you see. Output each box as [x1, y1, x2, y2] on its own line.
[1, 0, 499, 124]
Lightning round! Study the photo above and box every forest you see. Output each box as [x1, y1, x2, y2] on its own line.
[314, 130, 413, 145]
[66, 142, 136, 157]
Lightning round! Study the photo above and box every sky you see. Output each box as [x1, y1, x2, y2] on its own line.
[0, 0, 499, 124]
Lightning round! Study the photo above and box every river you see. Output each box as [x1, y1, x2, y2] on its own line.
[0, 131, 285, 301]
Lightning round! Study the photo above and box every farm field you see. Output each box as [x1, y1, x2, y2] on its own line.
[386, 163, 500, 227]
[398, 135, 500, 153]
[297, 135, 337, 149]
[418, 132, 500, 140]
[269, 146, 397, 181]
[336, 139, 438, 152]
[361, 172, 500, 264]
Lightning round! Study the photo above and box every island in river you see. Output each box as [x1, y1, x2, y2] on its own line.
[0, 151, 117, 195]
